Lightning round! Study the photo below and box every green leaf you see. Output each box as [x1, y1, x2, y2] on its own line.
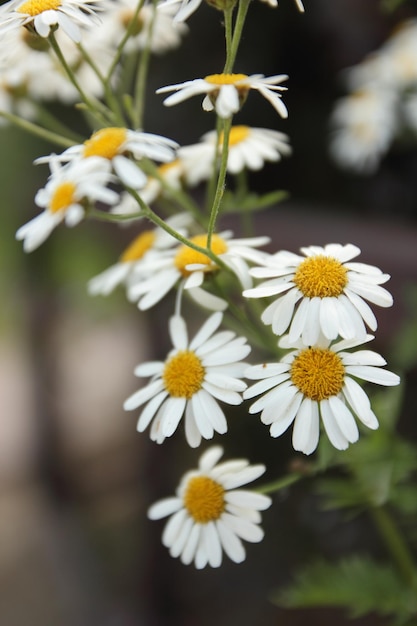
[221, 189, 289, 214]
[274, 556, 417, 622]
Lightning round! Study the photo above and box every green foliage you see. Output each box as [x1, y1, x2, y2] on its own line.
[274, 556, 417, 623]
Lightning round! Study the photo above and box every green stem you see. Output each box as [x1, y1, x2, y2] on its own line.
[207, 116, 232, 248]
[131, 0, 158, 128]
[223, 6, 234, 72]
[256, 472, 303, 495]
[224, 0, 251, 72]
[0, 110, 76, 148]
[48, 32, 112, 127]
[369, 505, 417, 587]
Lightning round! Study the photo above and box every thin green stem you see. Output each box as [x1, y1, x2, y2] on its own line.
[224, 0, 251, 72]
[0, 110, 76, 148]
[131, 0, 158, 128]
[34, 104, 85, 143]
[256, 472, 303, 495]
[207, 116, 232, 248]
[48, 32, 112, 127]
[369, 505, 417, 587]
[223, 6, 234, 72]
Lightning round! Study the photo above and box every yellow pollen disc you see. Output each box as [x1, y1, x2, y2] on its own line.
[219, 125, 250, 147]
[162, 350, 205, 399]
[290, 347, 345, 401]
[293, 255, 348, 298]
[120, 8, 144, 35]
[158, 159, 180, 176]
[50, 181, 76, 213]
[17, 0, 61, 15]
[120, 230, 156, 263]
[204, 73, 248, 85]
[184, 476, 225, 523]
[83, 127, 127, 160]
[174, 234, 228, 277]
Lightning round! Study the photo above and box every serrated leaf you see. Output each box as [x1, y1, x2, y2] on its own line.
[274, 556, 417, 622]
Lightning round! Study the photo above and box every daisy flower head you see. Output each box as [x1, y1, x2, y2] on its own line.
[0, 0, 103, 42]
[243, 243, 394, 345]
[36, 127, 179, 189]
[260, 0, 304, 10]
[88, 212, 192, 296]
[16, 157, 118, 252]
[244, 333, 400, 455]
[127, 230, 270, 311]
[123, 312, 251, 448]
[148, 445, 271, 568]
[157, 73, 288, 119]
[179, 125, 292, 177]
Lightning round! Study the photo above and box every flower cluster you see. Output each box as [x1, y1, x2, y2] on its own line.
[3, 0, 402, 573]
[329, 18, 417, 173]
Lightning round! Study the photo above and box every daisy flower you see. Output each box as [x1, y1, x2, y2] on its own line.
[157, 73, 288, 119]
[244, 333, 400, 455]
[243, 243, 393, 345]
[261, 0, 304, 10]
[123, 312, 251, 447]
[0, 0, 103, 42]
[179, 125, 292, 177]
[127, 230, 270, 311]
[88, 212, 192, 296]
[16, 157, 118, 252]
[148, 445, 272, 568]
[36, 127, 179, 189]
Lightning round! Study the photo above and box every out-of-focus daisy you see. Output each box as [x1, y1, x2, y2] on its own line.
[127, 230, 270, 311]
[88, 213, 192, 296]
[148, 445, 271, 568]
[261, 0, 304, 10]
[244, 334, 400, 455]
[157, 73, 288, 119]
[329, 87, 397, 174]
[179, 125, 292, 178]
[36, 127, 179, 189]
[124, 313, 251, 447]
[243, 243, 393, 345]
[16, 158, 118, 252]
[99, 0, 187, 54]
[0, 0, 103, 42]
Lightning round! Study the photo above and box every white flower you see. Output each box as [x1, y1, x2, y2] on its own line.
[0, 0, 103, 42]
[99, 0, 188, 54]
[244, 334, 400, 455]
[88, 213, 192, 296]
[243, 243, 393, 344]
[16, 158, 118, 252]
[148, 445, 272, 568]
[261, 0, 304, 10]
[179, 125, 292, 178]
[123, 312, 251, 447]
[157, 72, 288, 119]
[36, 127, 179, 189]
[160, 0, 303, 23]
[329, 87, 398, 174]
[127, 230, 270, 311]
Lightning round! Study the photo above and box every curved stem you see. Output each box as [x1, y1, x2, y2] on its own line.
[0, 110, 76, 148]
[224, 0, 251, 72]
[207, 116, 232, 248]
[369, 505, 417, 587]
[256, 472, 303, 495]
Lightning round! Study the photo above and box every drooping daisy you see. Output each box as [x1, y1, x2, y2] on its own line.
[157, 73, 288, 119]
[0, 0, 103, 42]
[179, 125, 292, 177]
[243, 243, 393, 345]
[127, 231, 270, 311]
[36, 127, 179, 189]
[16, 157, 118, 252]
[124, 312, 251, 447]
[244, 333, 400, 455]
[88, 213, 192, 296]
[148, 445, 272, 568]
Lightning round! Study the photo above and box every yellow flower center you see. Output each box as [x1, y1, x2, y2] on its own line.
[204, 73, 248, 85]
[184, 476, 225, 523]
[162, 350, 205, 399]
[290, 347, 345, 401]
[219, 125, 250, 146]
[50, 181, 76, 213]
[83, 127, 127, 159]
[120, 230, 156, 263]
[293, 255, 348, 298]
[120, 8, 144, 35]
[174, 234, 228, 277]
[17, 0, 61, 15]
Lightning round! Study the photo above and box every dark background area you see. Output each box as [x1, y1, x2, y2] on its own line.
[1, 1, 417, 625]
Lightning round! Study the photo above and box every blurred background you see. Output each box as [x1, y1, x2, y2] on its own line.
[1, 0, 417, 624]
